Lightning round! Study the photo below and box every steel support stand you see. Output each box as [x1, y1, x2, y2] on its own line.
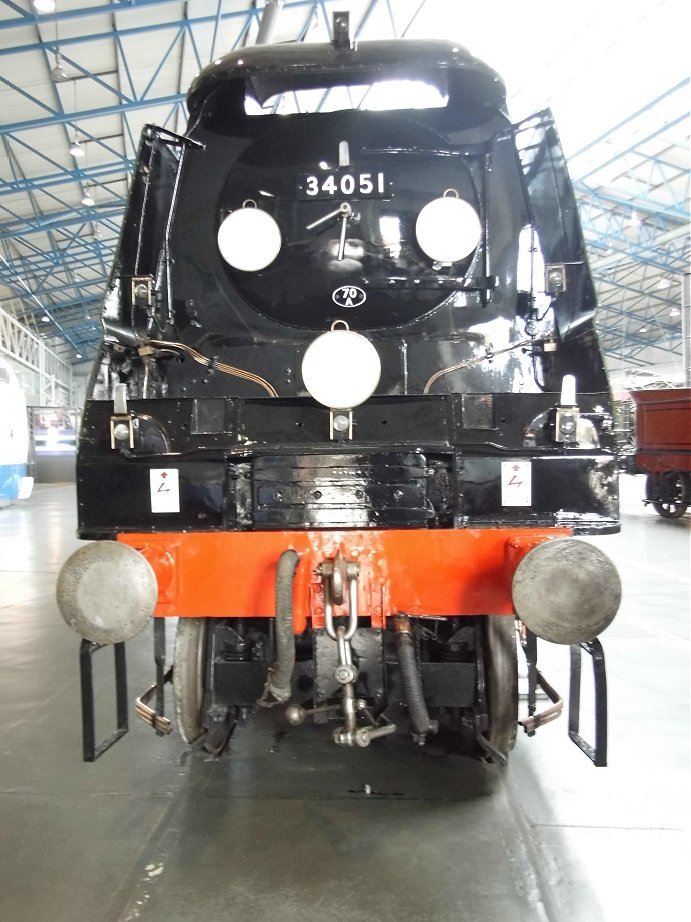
[569, 638, 608, 766]
[79, 639, 128, 762]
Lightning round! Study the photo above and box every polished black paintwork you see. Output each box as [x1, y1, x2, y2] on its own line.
[252, 452, 430, 528]
[188, 40, 506, 120]
[77, 393, 618, 537]
[82, 36, 618, 540]
[514, 116, 599, 339]
[219, 113, 484, 328]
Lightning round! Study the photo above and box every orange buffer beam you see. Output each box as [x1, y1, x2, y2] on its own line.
[119, 528, 571, 634]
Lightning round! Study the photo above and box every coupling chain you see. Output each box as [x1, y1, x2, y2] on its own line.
[318, 552, 396, 748]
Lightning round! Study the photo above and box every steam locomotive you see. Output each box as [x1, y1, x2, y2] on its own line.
[58, 18, 621, 767]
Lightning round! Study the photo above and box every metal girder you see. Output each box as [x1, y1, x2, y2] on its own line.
[0, 205, 123, 242]
[571, 78, 690, 373]
[0, 0, 327, 53]
[0, 301, 73, 400]
[0, 0, 432, 363]
[1, 94, 185, 135]
[1, 250, 89, 355]
[0, 158, 133, 199]
[597, 296, 680, 334]
[1, 0, 246, 33]
[1, 0, 686, 375]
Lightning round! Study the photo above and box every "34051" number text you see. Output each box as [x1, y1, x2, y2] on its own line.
[301, 171, 387, 198]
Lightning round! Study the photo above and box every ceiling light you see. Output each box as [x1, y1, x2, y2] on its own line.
[34, 0, 56, 12]
[75, 352, 83, 359]
[41, 314, 51, 323]
[50, 58, 69, 83]
[639, 326, 647, 333]
[81, 189, 95, 207]
[670, 308, 680, 317]
[69, 137, 85, 158]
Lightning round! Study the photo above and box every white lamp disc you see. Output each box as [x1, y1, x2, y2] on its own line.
[217, 207, 282, 272]
[302, 329, 381, 409]
[415, 196, 481, 263]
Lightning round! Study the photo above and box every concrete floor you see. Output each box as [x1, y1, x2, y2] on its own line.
[0, 477, 688, 922]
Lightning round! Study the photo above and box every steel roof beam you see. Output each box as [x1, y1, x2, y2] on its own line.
[0, 206, 124, 242]
[62, 219, 108, 275]
[16, 284, 105, 307]
[1, 94, 185, 136]
[585, 219, 687, 253]
[598, 325, 681, 354]
[596, 298, 680, 333]
[598, 330, 679, 354]
[1, 248, 112, 277]
[574, 113, 688, 185]
[50, 313, 101, 331]
[2, 270, 109, 293]
[0, 253, 83, 353]
[2, 129, 70, 181]
[0, 162, 134, 199]
[0, 0, 322, 47]
[8, 226, 115, 257]
[575, 182, 688, 225]
[11, 251, 109, 295]
[569, 78, 689, 161]
[2, 131, 74, 323]
[588, 229, 690, 274]
[43, 294, 104, 313]
[0, 182, 89, 235]
[591, 248, 688, 275]
[599, 290, 680, 322]
[1, 0, 194, 31]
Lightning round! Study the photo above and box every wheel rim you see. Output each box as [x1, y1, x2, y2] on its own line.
[484, 615, 519, 756]
[654, 500, 688, 518]
[173, 618, 207, 744]
[652, 473, 689, 518]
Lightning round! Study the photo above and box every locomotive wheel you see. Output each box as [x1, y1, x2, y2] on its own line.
[647, 472, 689, 518]
[484, 615, 519, 756]
[173, 617, 207, 744]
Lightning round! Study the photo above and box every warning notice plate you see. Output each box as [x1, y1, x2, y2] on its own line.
[501, 461, 532, 507]
[150, 468, 180, 513]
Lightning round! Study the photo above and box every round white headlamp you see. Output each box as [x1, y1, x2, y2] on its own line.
[217, 200, 282, 272]
[301, 324, 381, 409]
[415, 190, 481, 264]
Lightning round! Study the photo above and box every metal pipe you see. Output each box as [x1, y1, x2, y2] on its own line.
[395, 616, 438, 744]
[257, 549, 299, 706]
[256, 0, 284, 45]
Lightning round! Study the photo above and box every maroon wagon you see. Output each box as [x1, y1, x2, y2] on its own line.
[631, 388, 691, 518]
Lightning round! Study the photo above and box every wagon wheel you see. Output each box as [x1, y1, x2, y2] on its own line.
[483, 615, 519, 757]
[173, 618, 208, 744]
[648, 472, 689, 519]
[173, 618, 238, 753]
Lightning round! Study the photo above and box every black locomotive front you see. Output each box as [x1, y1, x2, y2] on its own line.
[58, 26, 620, 766]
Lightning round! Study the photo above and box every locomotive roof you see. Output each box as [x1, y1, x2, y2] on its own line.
[187, 39, 506, 118]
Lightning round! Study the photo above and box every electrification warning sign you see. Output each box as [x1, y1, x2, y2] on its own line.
[150, 469, 180, 513]
[501, 461, 532, 507]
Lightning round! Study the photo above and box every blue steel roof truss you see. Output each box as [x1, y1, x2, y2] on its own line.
[568, 78, 689, 374]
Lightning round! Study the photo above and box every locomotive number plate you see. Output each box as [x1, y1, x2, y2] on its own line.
[297, 171, 390, 200]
